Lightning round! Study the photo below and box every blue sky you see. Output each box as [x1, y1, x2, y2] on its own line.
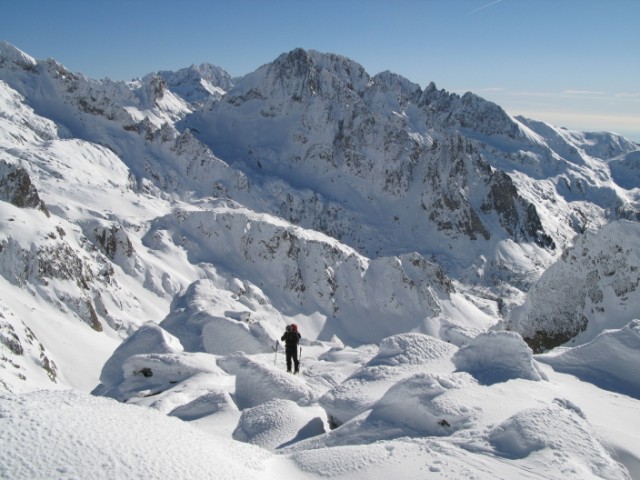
[2, 0, 639, 141]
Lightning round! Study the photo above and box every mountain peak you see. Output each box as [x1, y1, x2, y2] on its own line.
[0, 41, 37, 69]
[148, 63, 233, 105]
[258, 48, 370, 96]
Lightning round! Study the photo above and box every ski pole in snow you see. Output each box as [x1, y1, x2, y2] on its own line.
[273, 340, 279, 365]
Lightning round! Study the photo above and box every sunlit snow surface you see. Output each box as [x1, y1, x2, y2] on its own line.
[1, 41, 640, 479]
[2, 328, 640, 479]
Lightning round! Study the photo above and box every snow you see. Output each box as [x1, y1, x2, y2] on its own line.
[538, 320, 640, 399]
[487, 401, 628, 478]
[512, 220, 640, 350]
[97, 322, 184, 391]
[1, 42, 640, 480]
[0, 389, 276, 480]
[233, 398, 327, 449]
[3, 329, 640, 479]
[452, 331, 547, 384]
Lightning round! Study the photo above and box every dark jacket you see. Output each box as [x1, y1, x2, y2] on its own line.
[281, 330, 301, 350]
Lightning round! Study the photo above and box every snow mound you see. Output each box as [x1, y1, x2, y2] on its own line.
[233, 398, 326, 450]
[97, 322, 183, 390]
[317, 343, 378, 364]
[301, 373, 479, 449]
[218, 352, 317, 409]
[369, 372, 479, 436]
[452, 331, 547, 384]
[167, 374, 238, 421]
[319, 333, 457, 426]
[538, 320, 640, 399]
[160, 279, 282, 355]
[488, 401, 629, 479]
[103, 352, 224, 404]
[368, 332, 458, 366]
[0, 389, 272, 480]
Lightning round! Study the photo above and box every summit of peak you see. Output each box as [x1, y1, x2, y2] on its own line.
[0, 41, 37, 68]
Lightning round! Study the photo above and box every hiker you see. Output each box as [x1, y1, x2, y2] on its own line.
[281, 323, 301, 374]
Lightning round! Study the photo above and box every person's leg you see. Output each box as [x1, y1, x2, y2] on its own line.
[286, 350, 292, 372]
[293, 348, 299, 373]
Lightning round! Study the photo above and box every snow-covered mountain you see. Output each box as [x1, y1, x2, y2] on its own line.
[1, 40, 640, 478]
[512, 220, 640, 352]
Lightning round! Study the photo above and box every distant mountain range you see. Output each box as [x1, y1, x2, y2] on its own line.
[0, 41, 638, 392]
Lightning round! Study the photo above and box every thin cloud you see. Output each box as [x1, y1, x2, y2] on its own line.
[615, 92, 640, 98]
[563, 89, 606, 96]
[469, 0, 504, 14]
[510, 91, 559, 99]
[476, 87, 504, 93]
[514, 110, 640, 130]
[451, 87, 504, 95]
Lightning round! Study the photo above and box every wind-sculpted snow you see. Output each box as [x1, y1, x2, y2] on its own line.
[368, 333, 458, 367]
[488, 401, 630, 479]
[293, 373, 481, 450]
[538, 320, 640, 399]
[160, 278, 283, 355]
[452, 331, 547, 384]
[218, 352, 318, 409]
[319, 334, 458, 426]
[168, 376, 239, 423]
[104, 352, 225, 406]
[233, 398, 327, 450]
[97, 322, 183, 392]
[367, 372, 480, 436]
[14, 324, 640, 479]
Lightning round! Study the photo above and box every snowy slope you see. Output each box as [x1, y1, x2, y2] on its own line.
[1, 41, 640, 479]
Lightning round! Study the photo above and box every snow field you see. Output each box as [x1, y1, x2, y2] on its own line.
[77, 317, 640, 479]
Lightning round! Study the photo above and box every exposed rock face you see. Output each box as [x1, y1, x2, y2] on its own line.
[0, 307, 58, 390]
[482, 169, 555, 248]
[0, 161, 48, 214]
[513, 221, 640, 352]
[0, 233, 103, 332]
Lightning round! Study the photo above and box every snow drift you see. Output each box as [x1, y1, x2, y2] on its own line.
[538, 319, 640, 399]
